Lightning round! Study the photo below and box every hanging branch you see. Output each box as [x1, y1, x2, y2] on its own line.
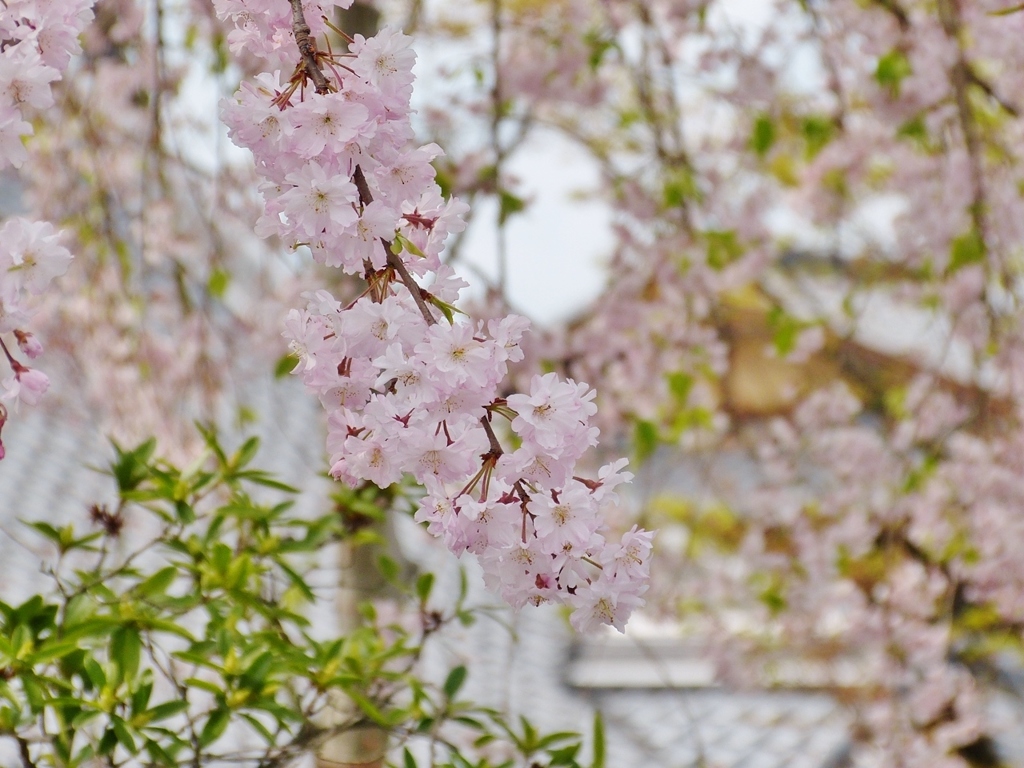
[290, 0, 331, 95]
[353, 164, 437, 325]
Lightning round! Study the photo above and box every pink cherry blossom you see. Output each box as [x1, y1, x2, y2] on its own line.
[0, 218, 73, 294]
[280, 161, 359, 236]
[0, 0, 89, 454]
[2, 365, 49, 407]
[215, 1, 652, 632]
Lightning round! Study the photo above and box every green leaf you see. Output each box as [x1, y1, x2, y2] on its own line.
[667, 372, 693, 404]
[753, 572, 788, 615]
[750, 113, 775, 157]
[427, 296, 466, 325]
[897, 114, 929, 147]
[346, 690, 389, 725]
[537, 731, 580, 749]
[183, 678, 223, 696]
[136, 567, 177, 599]
[83, 657, 107, 689]
[27, 640, 80, 665]
[949, 228, 986, 272]
[275, 559, 315, 602]
[549, 743, 583, 766]
[240, 652, 274, 690]
[63, 594, 96, 628]
[143, 700, 189, 724]
[403, 747, 418, 768]
[208, 267, 230, 298]
[591, 712, 605, 768]
[583, 29, 617, 71]
[24, 521, 62, 545]
[274, 353, 300, 378]
[196, 423, 228, 465]
[498, 189, 526, 225]
[175, 500, 196, 524]
[111, 715, 138, 753]
[199, 707, 230, 746]
[211, 542, 232, 575]
[70, 708, 101, 730]
[767, 306, 805, 357]
[143, 618, 195, 641]
[415, 573, 434, 604]
[241, 713, 276, 744]
[131, 679, 153, 714]
[633, 420, 658, 465]
[801, 115, 835, 159]
[98, 727, 118, 756]
[519, 716, 538, 751]
[662, 168, 699, 208]
[704, 229, 743, 270]
[377, 554, 400, 584]
[443, 665, 467, 700]
[875, 49, 912, 97]
[21, 675, 45, 713]
[145, 738, 177, 767]
[22, 522, 101, 554]
[11, 624, 33, 657]
[111, 626, 143, 683]
[232, 436, 261, 470]
[233, 471, 299, 493]
[110, 437, 157, 493]
[395, 232, 427, 259]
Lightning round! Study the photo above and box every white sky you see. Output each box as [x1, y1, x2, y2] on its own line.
[449, 130, 613, 325]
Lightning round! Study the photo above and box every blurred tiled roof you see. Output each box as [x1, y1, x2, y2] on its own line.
[403, 534, 854, 768]
[0, 373, 331, 597]
[25, 376, 1024, 768]
[0, 381, 855, 768]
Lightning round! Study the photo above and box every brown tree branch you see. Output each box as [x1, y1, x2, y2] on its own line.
[289, 0, 331, 95]
[965, 64, 1020, 117]
[869, 0, 911, 30]
[385, 247, 437, 325]
[480, 415, 503, 456]
[352, 165, 373, 207]
[352, 165, 437, 325]
[937, 0, 987, 243]
[17, 736, 37, 768]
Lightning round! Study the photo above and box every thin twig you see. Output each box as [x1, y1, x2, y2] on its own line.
[352, 164, 374, 207]
[480, 415, 504, 456]
[385, 246, 436, 325]
[0, 335, 20, 368]
[965, 64, 1020, 117]
[352, 165, 436, 324]
[17, 736, 37, 768]
[869, 0, 911, 30]
[937, 0, 987, 244]
[289, 0, 331, 95]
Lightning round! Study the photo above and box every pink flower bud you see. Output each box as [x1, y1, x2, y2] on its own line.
[9, 366, 49, 406]
[21, 368, 48, 404]
[14, 329, 42, 359]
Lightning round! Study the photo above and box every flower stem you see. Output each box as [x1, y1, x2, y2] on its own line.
[289, 0, 331, 95]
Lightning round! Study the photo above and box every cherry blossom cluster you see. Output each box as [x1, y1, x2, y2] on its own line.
[0, 0, 91, 457]
[427, 0, 1024, 760]
[0, 0, 93, 171]
[214, 0, 652, 631]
